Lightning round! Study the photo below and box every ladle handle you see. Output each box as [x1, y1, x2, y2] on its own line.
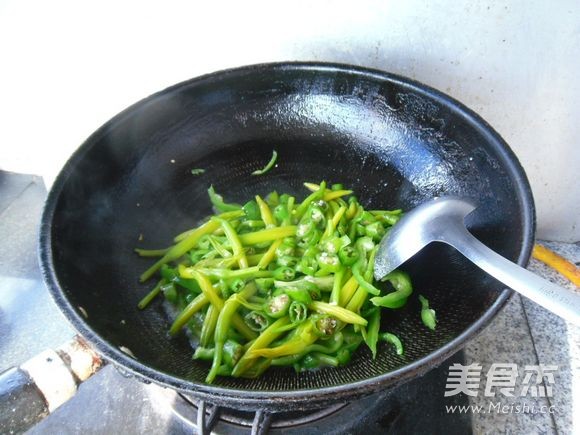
[446, 228, 580, 325]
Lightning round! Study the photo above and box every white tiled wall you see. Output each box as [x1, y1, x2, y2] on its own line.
[1, 0, 578, 241]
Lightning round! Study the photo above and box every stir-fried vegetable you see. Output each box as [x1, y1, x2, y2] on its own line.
[251, 150, 278, 176]
[419, 294, 437, 330]
[137, 182, 432, 383]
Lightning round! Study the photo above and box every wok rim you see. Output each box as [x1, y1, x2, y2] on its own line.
[39, 61, 535, 409]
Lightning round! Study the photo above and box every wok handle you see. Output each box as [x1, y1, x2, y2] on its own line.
[0, 335, 104, 434]
[447, 228, 580, 325]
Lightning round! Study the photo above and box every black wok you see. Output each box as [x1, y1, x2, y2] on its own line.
[39, 62, 535, 411]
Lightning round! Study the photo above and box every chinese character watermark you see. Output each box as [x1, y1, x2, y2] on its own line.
[444, 363, 482, 397]
[444, 363, 558, 398]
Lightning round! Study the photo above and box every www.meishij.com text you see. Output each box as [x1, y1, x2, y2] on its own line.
[446, 402, 557, 414]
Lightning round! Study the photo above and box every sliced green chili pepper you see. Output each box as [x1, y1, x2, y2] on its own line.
[193, 346, 214, 361]
[370, 270, 413, 309]
[137, 279, 164, 310]
[266, 190, 279, 207]
[134, 248, 170, 257]
[214, 217, 248, 269]
[273, 266, 295, 281]
[255, 278, 274, 293]
[251, 150, 278, 176]
[313, 315, 338, 337]
[207, 284, 257, 382]
[364, 308, 380, 359]
[265, 294, 291, 318]
[169, 293, 210, 335]
[351, 259, 381, 296]
[297, 256, 318, 275]
[238, 226, 297, 245]
[316, 252, 341, 274]
[310, 301, 367, 326]
[294, 181, 327, 220]
[380, 332, 404, 355]
[249, 320, 318, 358]
[162, 282, 178, 303]
[273, 203, 289, 224]
[200, 304, 219, 347]
[223, 339, 244, 367]
[289, 301, 308, 324]
[284, 287, 313, 304]
[229, 278, 246, 293]
[242, 200, 261, 220]
[329, 267, 345, 305]
[231, 316, 290, 377]
[419, 295, 437, 330]
[336, 348, 352, 365]
[244, 311, 271, 332]
[208, 185, 242, 212]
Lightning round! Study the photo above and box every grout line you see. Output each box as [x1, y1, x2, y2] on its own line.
[519, 296, 559, 435]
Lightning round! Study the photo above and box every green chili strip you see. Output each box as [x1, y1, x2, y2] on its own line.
[207, 235, 232, 258]
[251, 150, 278, 176]
[302, 182, 352, 202]
[419, 295, 437, 330]
[271, 332, 344, 366]
[174, 210, 244, 242]
[214, 218, 248, 269]
[257, 239, 283, 269]
[285, 196, 295, 224]
[294, 181, 327, 220]
[137, 279, 164, 309]
[134, 248, 170, 257]
[207, 284, 257, 383]
[324, 205, 347, 238]
[288, 301, 308, 324]
[232, 316, 290, 377]
[370, 270, 413, 309]
[191, 168, 205, 175]
[329, 267, 345, 304]
[302, 182, 320, 191]
[183, 266, 272, 281]
[237, 226, 297, 245]
[351, 260, 381, 296]
[364, 308, 380, 358]
[274, 276, 334, 291]
[169, 293, 210, 335]
[187, 270, 257, 340]
[323, 190, 353, 201]
[248, 321, 318, 359]
[193, 346, 214, 360]
[140, 219, 223, 282]
[255, 195, 275, 226]
[200, 304, 219, 347]
[338, 275, 359, 307]
[309, 301, 367, 326]
[380, 332, 404, 355]
[208, 185, 242, 212]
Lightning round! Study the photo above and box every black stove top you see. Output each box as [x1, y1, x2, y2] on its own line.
[28, 352, 471, 435]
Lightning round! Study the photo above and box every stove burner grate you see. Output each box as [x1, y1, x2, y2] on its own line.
[174, 393, 346, 434]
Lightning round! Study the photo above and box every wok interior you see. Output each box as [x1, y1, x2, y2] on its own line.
[49, 65, 529, 393]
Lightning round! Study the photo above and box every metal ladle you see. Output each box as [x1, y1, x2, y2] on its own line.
[374, 197, 580, 325]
